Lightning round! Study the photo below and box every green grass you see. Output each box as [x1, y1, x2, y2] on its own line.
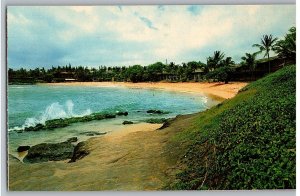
[167, 65, 296, 190]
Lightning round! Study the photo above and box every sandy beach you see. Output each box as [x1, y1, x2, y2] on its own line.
[44, 81, 248, 100]
[9, 82, 248, 190]
[9, 118, 192, 190]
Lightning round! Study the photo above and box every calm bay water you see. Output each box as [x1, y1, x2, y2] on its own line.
[8, 84, 213, 156]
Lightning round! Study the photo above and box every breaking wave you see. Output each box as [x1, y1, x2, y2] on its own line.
[9, 100, 91, 131]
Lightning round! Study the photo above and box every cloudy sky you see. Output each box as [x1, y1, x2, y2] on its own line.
[7, 5, 295, 69]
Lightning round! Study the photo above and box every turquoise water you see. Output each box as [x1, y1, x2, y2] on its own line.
[8, 85, 210, 130]
[8, 84, 214, 156]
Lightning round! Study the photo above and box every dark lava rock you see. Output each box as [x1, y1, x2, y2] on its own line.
[145, 118, 167, 124]
[158, 115, 180, 130]
[146, 109, 168, 114]
[69, 141, 90, 163]
[116, 111, 129, 116]
[104, 114, 116, 119]
[24, 123, 45, 132]
[122, 121, 134, 125]
[79, 131, 107, 136]
[158, 121, 170, 130]
[66, 137, 78, 143]
[45, 118, 70, 129]
[23, 141, 74, 163]
[17, 145, 30, 152]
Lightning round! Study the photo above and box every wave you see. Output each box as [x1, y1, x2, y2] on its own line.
[9, 86, 28, 89]
[9, 100, 91, 132]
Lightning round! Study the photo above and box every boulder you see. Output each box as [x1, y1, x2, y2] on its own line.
[122, 121, 134, 125]
[145, 118, 167, 124]
[69, 141, 90, 163]
[104, 114, 116, 119]
[158, 121, 170, 130]
[79, 131, 107, 136]
[66, 137, 78, 143]
[17, 145, 30, 152]
[23, 141, 74, 163]
[35, 123, 45, 130]
[45, 118, 69, 129]
[116, 111, 129, 116]
[24, 123, 45, 132]
[146, 109, 168, 114]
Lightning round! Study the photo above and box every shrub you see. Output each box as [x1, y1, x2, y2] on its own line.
[168, 65, 296, 190]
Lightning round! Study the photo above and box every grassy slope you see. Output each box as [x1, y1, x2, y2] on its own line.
[166, 65, 296, 190]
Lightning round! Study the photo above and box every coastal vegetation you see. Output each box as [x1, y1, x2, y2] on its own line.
[167, 65, 296, 190]
[253, 35, 278, 73]
[8, 26, 296, 191]
[8, 27, 296, 84]
[274, 27, 296, 63]
[241, 53, 257, 80]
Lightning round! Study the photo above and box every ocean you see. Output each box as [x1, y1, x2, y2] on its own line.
[8, 84, 214, 156]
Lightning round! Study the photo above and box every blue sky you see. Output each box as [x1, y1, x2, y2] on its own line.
[7, 5, 295, 69]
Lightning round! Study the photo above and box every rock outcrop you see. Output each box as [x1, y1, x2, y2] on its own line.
[23, 141, 74, 163]
[122, 121, 134, 125]
[69, 141, 90, 163]
[17, 145, 30, 152]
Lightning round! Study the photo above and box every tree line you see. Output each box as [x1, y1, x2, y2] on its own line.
[8, 27, 295, 84]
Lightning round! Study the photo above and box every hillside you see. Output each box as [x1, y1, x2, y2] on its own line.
[8, 65, 295, 191]
[166, 65, 296, 190]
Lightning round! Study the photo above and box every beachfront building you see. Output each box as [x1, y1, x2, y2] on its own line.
[232, 56, 288, 81]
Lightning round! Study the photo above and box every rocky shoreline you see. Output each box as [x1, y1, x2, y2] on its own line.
[10, 110, 171, 164]
[20, 136, 91, 164]
[12, 109, 169, 133]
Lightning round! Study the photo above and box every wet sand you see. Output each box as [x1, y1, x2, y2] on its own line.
[9, 82, 248, 190]
[9, 117, 195, 191]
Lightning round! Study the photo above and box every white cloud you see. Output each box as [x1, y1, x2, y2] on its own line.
[7, 5, 296, 68]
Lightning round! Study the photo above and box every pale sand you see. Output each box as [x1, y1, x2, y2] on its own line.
[43, 81, 248, 100]
[9, 82, 248, 190]
[9, 117, 194, 190]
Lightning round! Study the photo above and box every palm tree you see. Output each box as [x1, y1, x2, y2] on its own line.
[274, 27, 296, 64]
[221, 57, 235, 67]
[207, 51, 225, 71]
[241, 53, 257, 80]
[206, 55, 234, 84]
[253, 34, 278, 73]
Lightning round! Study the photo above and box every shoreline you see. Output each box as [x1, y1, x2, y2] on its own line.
[9, 81, 248, 190]
[9, 122, 167, 190]
[9, 114, 199, 190]
[40, 81, 248, 100]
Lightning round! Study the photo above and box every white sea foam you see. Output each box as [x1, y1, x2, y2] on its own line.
[202, 96, 208, 104]
[9, 100, 91, 132]
[10, 86, 26, 89]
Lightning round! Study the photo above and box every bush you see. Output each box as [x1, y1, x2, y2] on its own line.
[168, 65, 296, 190]
[205, 66, 234, 84]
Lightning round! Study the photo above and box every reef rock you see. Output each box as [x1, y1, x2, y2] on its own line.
[23, 141, 74, 163]
[69, 141, 90, 163]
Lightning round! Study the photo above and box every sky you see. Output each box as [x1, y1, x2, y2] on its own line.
[7, 5, 295, 69]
